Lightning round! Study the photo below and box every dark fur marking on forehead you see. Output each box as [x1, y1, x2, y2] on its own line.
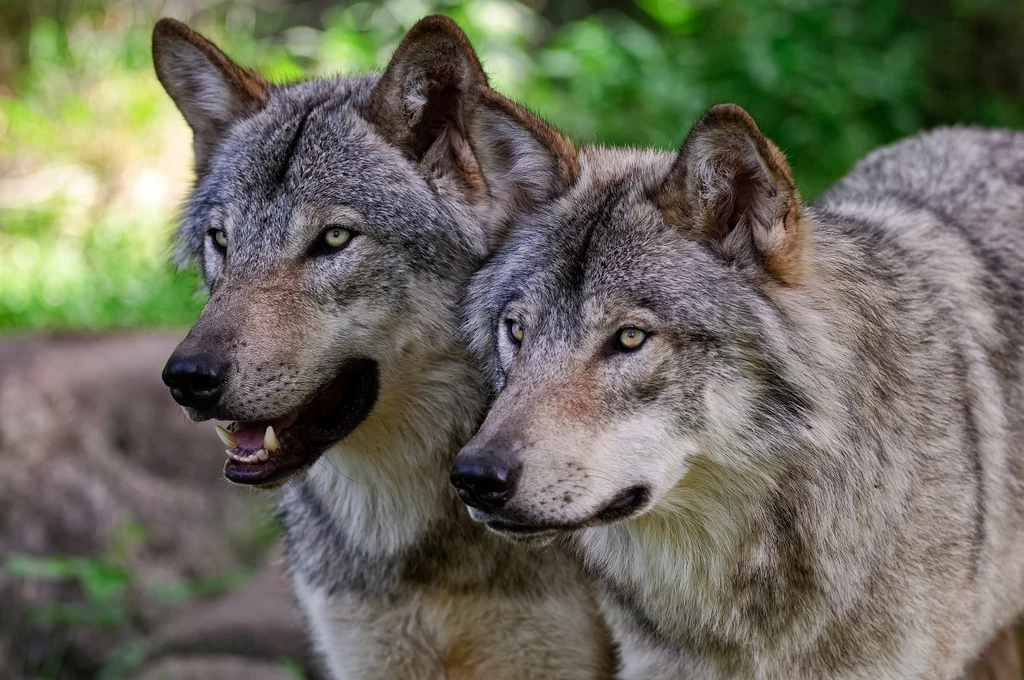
[561, 179, 632, 293]
[274, 99, 329, 187]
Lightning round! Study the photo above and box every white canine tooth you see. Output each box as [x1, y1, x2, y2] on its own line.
[256, 448, 269, 462]
[225, 449, 234, 458]
[264, 426, 278, 453]
[215, 425, 235, 448]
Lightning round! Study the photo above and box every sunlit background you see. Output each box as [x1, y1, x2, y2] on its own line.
[4, 0, 1024, 330]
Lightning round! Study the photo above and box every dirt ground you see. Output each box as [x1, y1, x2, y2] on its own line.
[0, 332, 321, 680]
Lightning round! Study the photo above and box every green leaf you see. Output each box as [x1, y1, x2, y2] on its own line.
[27, 601, 129, 627]
[96, 640, 149, 680]
[78, 560, 132, 602]
[151, 570, 251, 603]
[2, 554, 78, 580]
[274, 658, 307, 680]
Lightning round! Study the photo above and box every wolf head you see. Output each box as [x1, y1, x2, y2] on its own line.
[454, 103, 813, 541]
[155, 16, 518, 487]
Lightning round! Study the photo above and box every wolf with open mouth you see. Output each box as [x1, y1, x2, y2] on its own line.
[154, 16, 612, 679]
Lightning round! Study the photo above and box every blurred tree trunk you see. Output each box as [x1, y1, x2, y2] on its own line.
[906, 0, 1024, 127]
[0, 0, 32, 94]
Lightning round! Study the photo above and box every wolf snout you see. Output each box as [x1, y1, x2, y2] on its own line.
[162, 351, 230, 411]
[450, 452, 521, 512]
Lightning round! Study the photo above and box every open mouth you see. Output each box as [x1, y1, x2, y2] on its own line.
[487, 520, 556, 536]
[593, 485, 650, 523]
[485, 521, 560, 546]
[480, 486, 651, 539]
[215, 359, 378, 487]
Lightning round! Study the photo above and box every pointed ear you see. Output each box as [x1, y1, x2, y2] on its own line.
[465, 87, 578, 212]
[152, 18, 269, 175]
[656, 104, 807, 285]
[365, 16, 487, 173]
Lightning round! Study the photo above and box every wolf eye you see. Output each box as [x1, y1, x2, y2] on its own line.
[616, 327, 648, 352]
[506, 319, 524, 345]
[209, 229, 228, 252]
[322, 226, 352, 250]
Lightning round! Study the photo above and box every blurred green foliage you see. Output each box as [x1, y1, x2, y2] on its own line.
[2, 0, 1023, 330]
[1, 521, 254, 679]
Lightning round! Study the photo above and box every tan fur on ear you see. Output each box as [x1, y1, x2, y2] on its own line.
[465, 86, 578, 216]
[152, 18, 269, 175]
[469, 87, 579, 191]
[658, 103, 807, 286]
[366, 16, 487, 156]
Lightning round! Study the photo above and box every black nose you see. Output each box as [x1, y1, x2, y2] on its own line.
[450, 456, 520, 512]
[162, 352, 230, 411]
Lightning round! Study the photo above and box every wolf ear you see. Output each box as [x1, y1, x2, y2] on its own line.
[366, 16, 487, 173]
[656, 104, 807, 285]
[465, 88, 578, 212]
[152, 18, 269, 175]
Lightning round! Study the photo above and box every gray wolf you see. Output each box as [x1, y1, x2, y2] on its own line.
[454, 99, 1024, 678]
[152, 15, 612, 679]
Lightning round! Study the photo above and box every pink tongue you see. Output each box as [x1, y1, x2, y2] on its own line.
[234, 427, 266, 450]
[233, 410, 300, 450]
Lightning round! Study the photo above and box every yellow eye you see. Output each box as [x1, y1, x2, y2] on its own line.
[617, 327, 647, 351]
[323, 226, 352, 249]
[212, 229, 228, 250]
[507, 320, 524, 344]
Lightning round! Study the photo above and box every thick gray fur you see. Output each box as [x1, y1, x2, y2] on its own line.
[462, 111, 1024, 679]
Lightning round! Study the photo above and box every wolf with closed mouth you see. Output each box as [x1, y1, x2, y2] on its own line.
[454, 100, 1024, 678]
[153, 15, 612, 679]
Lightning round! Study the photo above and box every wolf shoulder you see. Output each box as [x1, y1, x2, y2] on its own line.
[810, 127, 1024, 309]
[817, 126, 1024, 215]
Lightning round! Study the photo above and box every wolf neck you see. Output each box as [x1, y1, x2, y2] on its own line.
[286, 340, 487, 559]
[573, 444, 834, 674]
[577, 462, 769, 627]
